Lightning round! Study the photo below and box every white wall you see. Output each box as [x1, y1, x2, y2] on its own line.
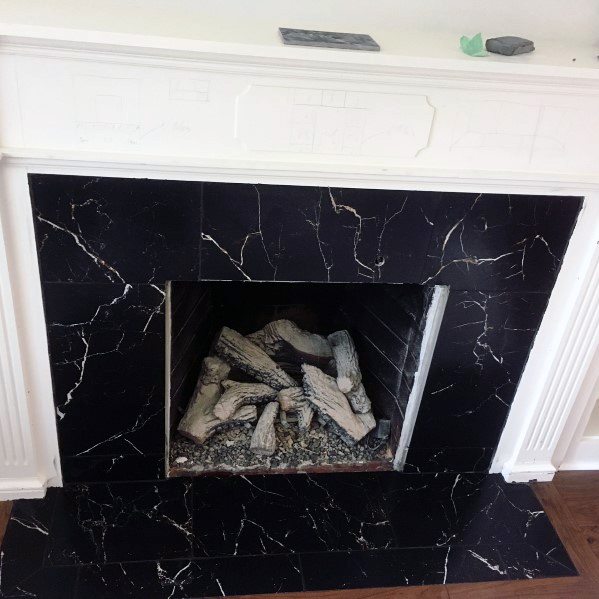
[0, 0, 598, 47]
[560, 367, 599, 471]
[585, 400, 599, 437]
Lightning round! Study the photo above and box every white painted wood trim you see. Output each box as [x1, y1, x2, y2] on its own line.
[0, 165, 45, 500]
[164, 282, 172, 470]
[493, 193, 599, 482]
[555, 354, 599, 471]
[2, 154, 596, 197]
[0, 163, 62, 498]
[0, 169, 39, 493]
[0, 477, 47, 500]
[2, 34, 599, 187]
[1, 18, 599, 86]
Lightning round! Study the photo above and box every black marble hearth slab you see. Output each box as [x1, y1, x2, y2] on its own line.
[29, 175, 202, 284]
[500, 542, 578, 579]
[0, 473, 576, 598]
[301, 547, 451, 589]
[0, 489, 58, 596]
[193, 473, 395, 556]
[46, 480, 194, 566]
[76, 555, 303, 598]
[380, 472, 564, 549]
[300, 544, 512, 590]
[0, 567, 79, 599]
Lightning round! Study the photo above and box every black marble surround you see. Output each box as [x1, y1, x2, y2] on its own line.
[0, 473, 577, 598]
[27, 175, 582, 481]
[0, 177, 582, 597]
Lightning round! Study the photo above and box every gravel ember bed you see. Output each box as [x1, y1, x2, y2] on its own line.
[170, 419, 391, 475]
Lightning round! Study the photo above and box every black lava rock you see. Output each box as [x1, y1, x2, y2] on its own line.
[486, 36, 535, 56]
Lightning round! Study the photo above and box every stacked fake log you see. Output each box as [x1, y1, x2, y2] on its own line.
[178, 319, 377, 456]
[177, 356, 258, 445]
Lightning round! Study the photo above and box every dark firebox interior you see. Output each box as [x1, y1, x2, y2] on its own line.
[168, 281, 432, 475]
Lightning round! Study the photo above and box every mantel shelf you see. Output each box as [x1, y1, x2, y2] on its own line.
[2, 23, 599, 85]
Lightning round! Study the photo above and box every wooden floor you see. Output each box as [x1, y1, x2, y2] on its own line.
[0, 500, 11, 546]
[1, 472, 598, 598]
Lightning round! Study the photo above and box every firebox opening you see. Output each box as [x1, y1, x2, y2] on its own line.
[166, 281, 441, 477]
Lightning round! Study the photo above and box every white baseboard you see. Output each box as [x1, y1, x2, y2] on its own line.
[560, 436, 599, 471]
[0, 477, 47, 500]
[501, 462, 556, 483]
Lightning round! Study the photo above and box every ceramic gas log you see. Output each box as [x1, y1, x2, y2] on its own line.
[177, 356, 258, 444]
[177, 321, 379, 464]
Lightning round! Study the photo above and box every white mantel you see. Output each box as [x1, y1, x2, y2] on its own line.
[1, 0, 599, 497]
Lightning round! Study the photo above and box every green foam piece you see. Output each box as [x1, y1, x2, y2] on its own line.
[460, 33, 488, 57]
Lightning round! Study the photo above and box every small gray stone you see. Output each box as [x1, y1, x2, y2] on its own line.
[279, 28, 380, 52]
[486, 36, 534, 56]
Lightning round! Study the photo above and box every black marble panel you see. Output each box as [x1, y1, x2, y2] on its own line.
[423, 193, 582, 291]
[0, 474, 576, 598]
[0, 489, 59, 597]
[29, 175, 202, 284]
[301, 544, 511, 591]
[403, 447, 494, 473]
[445, 545, 510, 584]
[201, 183, 438, 283]
[379, 472, 567, 551]
[42, 283, 166, 477]
[46, 480, 193, 565]
[43, 283, 166, 335]
[407, 290, 549, 462]
[76, 555, 302, 598]
[193, 473, 395, 556]
[48, 326, 164, 458]
[301, 547, 448, 590]
[1, 566, 79, 599]
[61, 454, 164, 483]
[501, 542, 578, 580]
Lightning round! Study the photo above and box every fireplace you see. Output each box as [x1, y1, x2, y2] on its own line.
[167, 281, 440, 475]
[3, 9, 599, 594]
[27, 175, 582, 483]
